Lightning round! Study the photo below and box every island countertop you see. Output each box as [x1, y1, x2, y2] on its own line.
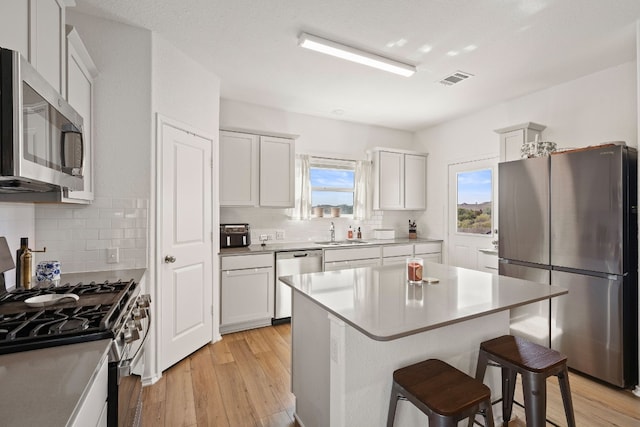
[280, 262, 567, 341]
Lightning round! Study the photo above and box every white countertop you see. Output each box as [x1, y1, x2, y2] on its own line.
[0, 339, 111, 427]
[280, 262, 567, 341]
[219, 237, 442, 255]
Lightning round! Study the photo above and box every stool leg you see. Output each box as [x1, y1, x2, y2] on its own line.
[521, 371, 547, 427]
[475, 350, 489, 382]
[480, 398, 496, 427]
[501, 367, 516, 427]
[386, 383, 401, 427]
[557, 366, 576, 427]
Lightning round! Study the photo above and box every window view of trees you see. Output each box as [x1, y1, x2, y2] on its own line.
[456, 169, 492, 234]
[310, 159, 355, 215]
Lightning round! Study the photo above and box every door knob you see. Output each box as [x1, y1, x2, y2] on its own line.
[164, 255, 176, 263]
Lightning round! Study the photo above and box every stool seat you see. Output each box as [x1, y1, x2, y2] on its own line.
[473, 335, 576, 427]
[388, 359, 495, 427]
[480, 335, 567, 373]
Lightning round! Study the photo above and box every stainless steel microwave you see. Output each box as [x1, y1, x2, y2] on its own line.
[0, 47, 84, 193]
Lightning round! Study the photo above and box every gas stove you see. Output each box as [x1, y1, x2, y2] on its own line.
[0, 280, 145, 355]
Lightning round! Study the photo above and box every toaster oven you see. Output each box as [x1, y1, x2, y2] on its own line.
[220, 224, 251, 248]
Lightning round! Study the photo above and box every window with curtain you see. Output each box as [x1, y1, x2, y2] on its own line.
[290, 155, 371, 220]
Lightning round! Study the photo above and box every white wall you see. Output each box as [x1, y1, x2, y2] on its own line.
[32, 11, 152, 274]
[414, 60, 638, 252]
[220, 99, 418, 240]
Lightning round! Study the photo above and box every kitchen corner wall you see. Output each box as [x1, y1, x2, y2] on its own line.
[220, 99, 423, 240]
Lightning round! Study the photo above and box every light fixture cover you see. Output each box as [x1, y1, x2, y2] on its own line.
[298, 32, 416, 77]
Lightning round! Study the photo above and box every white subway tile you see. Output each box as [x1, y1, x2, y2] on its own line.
[35, 219, 59, 231]
[99, 229, 124, 240]
[73, 228, 99, 240]
[73, 208, 100, 219]
[112, 199, 137, 209]
[58, 219, 87, 230]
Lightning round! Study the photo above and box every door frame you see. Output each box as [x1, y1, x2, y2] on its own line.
[446, 154, 499, 267]
[146, 113, 218, 384]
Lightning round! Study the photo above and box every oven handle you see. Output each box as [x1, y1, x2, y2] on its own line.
[119, 305, 152, 378]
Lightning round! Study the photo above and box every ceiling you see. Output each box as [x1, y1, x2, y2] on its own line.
[74, 0, 640, 131]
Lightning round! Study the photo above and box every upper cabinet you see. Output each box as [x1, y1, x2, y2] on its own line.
[495, 122, 546, 163]
[220, 130, 296, 208]
[65, 26, 98, 203]
[0, 0, 67, 94]
[372, 148, 428, 211]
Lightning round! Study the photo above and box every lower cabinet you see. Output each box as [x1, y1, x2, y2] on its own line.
[414, 242, 442, 263]
[68, 354, 108, 427]
[220, 253, 274, 334]
[323, 246, 381, 271]
[382, 244, 414, 266]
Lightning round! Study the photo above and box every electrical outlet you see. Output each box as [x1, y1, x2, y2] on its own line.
[107, 247, 119, 264]
[276, 230, 285, 240]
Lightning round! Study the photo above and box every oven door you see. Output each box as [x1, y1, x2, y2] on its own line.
[108, 296, 151, 427]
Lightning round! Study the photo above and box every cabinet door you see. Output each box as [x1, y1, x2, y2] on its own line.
[500, 129, 524, 162]
[64, 28, 97, 203]
[376, 151, 404, 210]
[421, 253, 441, 263]
[219, 131, 259, 206]
[221, 267, 274, 326]
[259, 136, 295, 207]
[404, 154, 427, 210]
[0, 1, 29, 55]
[30, 0, 66, 93]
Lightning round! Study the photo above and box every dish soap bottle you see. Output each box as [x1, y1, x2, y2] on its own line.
[357, 227, 362, 239]
[347, 226, 353, 239]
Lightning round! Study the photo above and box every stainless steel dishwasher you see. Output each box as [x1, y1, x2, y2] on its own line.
[274, 249, 323, 324]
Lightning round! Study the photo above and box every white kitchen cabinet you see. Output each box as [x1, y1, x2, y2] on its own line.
[323, 246, 381, 271]
[414, 241, 442, 263]
[259, 136, 295, 207]
[0, 0, 66, 94]
[220, 253, 274, 334]
[30, 0, 67, 94]
[478, 248, 499, 273]
[495, 122, 546, 162]
[382, 244, 413, 266]
[0, 1, 30, 55]
[68, 354, 108, 427]
[220, 131, 259, 206]
[372, 148, 428, 210]
[220, 130, 295, 207]
[64, 26, 98, 203]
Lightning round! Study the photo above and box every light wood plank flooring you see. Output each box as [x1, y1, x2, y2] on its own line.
[143, 324, 640, 426]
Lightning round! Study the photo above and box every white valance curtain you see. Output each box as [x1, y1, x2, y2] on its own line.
[353, 159, 372, 220]
[290, 154, 312, 220]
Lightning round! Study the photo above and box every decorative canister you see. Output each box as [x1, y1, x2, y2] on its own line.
[36, 261, 61, 287]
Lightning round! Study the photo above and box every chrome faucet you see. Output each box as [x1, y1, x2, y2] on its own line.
[330, 222, 335, 242]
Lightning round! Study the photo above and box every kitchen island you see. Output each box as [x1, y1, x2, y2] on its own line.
[280, 262, 567, 427]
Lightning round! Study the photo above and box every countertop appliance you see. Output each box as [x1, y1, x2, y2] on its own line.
[220, 223, 251, 248]
[499, 143, 637, 388]
[0, 47, 84, 194]
[274, 249, 323, 323]
[0, 279, 151, 426]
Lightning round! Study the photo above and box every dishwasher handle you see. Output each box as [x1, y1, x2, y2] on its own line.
[293, 253, 309, 258]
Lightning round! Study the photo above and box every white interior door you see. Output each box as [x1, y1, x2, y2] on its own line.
[447, 157, 498, 269]
[160, 121, 213, 371]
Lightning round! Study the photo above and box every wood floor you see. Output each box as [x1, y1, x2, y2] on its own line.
[143, 324, 640, 426]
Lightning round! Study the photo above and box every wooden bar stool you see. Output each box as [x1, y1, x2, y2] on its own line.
[473, 335, 576, 427]
[387, 359, 495, 427]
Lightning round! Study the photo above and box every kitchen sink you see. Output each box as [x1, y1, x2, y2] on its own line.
[315, 240, 371, 246]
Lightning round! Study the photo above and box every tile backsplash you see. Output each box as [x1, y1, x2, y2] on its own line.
[34, 197, 148, 274]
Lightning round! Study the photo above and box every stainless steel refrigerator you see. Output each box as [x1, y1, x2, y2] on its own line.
[499, 144, 638, 388]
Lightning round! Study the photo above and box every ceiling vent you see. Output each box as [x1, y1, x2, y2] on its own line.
[438, 71, 473, 86]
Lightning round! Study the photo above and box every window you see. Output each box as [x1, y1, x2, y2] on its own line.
[456, 168, 492, 234]
[310, 157, 356, 216]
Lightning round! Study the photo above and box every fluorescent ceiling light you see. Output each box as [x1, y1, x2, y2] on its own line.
[298, 32, 416, 77]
